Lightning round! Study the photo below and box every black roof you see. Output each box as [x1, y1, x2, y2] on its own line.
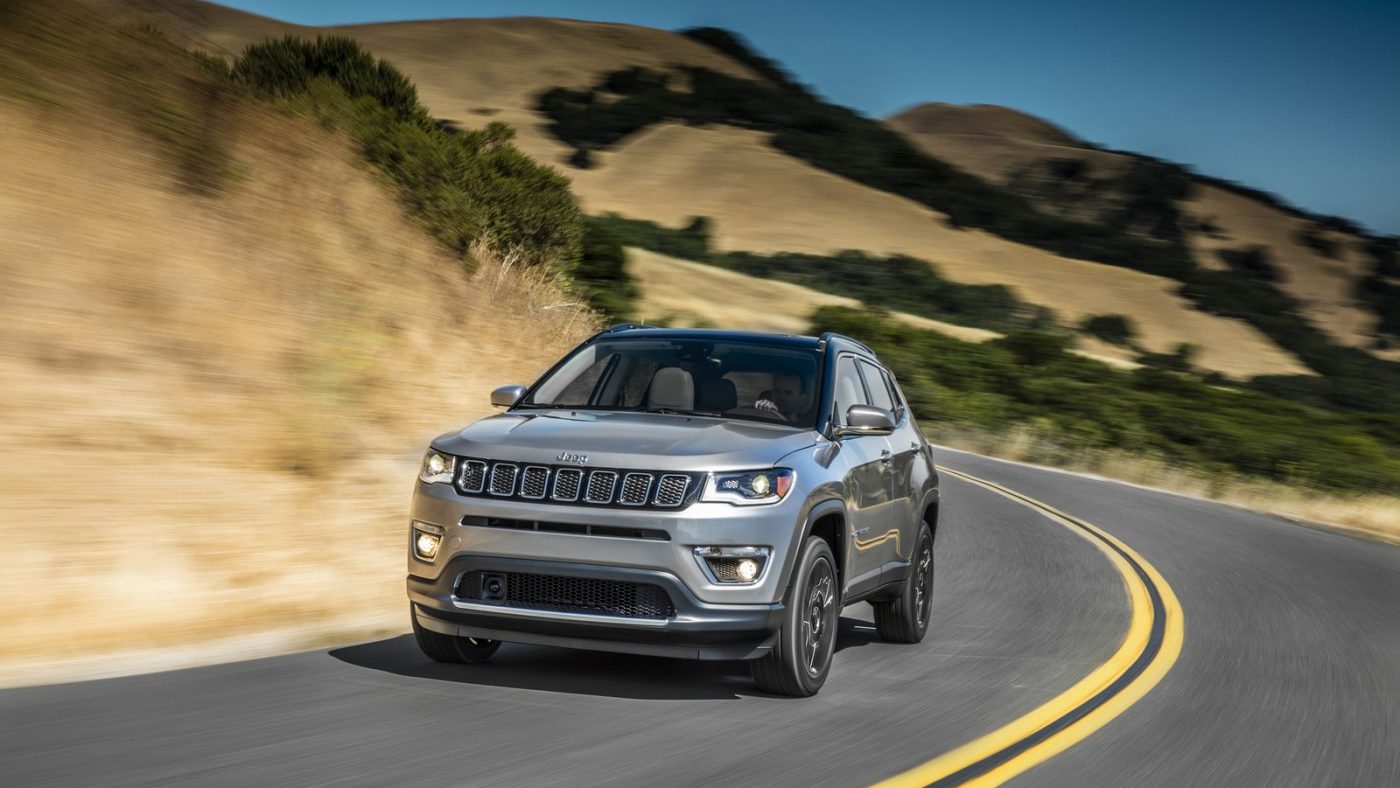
[599, 324, 876, 356]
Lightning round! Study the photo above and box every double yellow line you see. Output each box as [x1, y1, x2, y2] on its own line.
[875, 466, 1185, 787]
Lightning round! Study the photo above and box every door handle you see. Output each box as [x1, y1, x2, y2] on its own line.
[879, 449, 893, 464]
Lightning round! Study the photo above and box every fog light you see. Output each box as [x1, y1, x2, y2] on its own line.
[736, 558, 760, 582]
[412, 521, 444, 561]
[693, 546, 771, 584]
[415, 532, 441, 559]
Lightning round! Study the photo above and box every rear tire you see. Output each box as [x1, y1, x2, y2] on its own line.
[873, 523, 934, 644]
[411, 606, 501, 664]
[751, 536, 839, 697]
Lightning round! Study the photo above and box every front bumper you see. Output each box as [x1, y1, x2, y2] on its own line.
[409, 479, 810, 605]
[408, 555, 783, 660]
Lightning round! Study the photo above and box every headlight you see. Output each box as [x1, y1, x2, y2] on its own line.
[701, 469, 794, 505]
[419, 450, 456, 484]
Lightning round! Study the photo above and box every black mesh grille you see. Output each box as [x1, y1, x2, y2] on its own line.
[459, 460, 487, 494]
[456, 571, 675, 619]
[489, 463, 518, 496]
[552, 468, 582, 501]
[619, 473, 652, 505]
[585, 471, 617, 503]
[519, 466, 549, 499]
[654, 474, 690, 507]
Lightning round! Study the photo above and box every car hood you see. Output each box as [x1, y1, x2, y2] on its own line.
[432, 411, 819, 471]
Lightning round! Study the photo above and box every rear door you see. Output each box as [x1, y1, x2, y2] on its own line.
[832, 354, 893, 597]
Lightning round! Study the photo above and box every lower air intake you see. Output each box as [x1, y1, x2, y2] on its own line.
[456, 571, 675, 619]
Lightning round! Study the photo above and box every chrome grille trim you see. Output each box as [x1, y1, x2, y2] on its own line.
[653, 474, 691, 507]
[552, 468, 582, 502]
[519, 466, 550, 499]
[619, 473, 653, 506]
[458, 460, 488, 494]
[489, 463, 518, 497]
[584, 471, 618, 504]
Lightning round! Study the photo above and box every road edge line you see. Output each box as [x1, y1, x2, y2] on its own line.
[873, 466, 1185, 787]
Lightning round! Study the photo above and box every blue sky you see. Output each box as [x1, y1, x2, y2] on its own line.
[222, 0, 1400, 234]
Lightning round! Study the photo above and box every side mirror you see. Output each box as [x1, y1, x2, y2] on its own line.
[491, 384, 527, 408]
[835, 404, 896, 437]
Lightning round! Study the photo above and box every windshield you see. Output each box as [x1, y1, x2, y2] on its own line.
[519, 338, 823, 428]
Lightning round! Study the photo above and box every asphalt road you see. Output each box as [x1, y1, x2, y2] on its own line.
[3, 448, 1398, 786]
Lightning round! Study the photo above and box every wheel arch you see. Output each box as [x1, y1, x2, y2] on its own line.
[798, 498, 847, 592]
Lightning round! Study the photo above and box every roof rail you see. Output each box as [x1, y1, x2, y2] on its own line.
[819, 331, 876, 355]
[603, 322, 659, 333]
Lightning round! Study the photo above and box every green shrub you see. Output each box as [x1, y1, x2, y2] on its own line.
[229, 37, 582, 270]
[810, 306, 1400, 493]
[537, 65, 1196, 279]
[1080, 314, 1136, 345]
[1216, 245, 1279, 282]
[231, 35, 425, 124]
[590, 214, 1054, 333]
[572, 218, 638, 321]
[1295, 224, 1341, 258]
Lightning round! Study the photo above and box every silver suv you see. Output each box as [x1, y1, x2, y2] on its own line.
[407, 326, 939, 696]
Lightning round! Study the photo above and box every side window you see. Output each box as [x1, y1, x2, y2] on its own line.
[858, 360, 895, 414]
[882, 370, 906, 420]
[833, 356, 869, 426]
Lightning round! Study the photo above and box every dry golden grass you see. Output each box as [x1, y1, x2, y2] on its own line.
[888, 103, 1381, 349]
[630, 248, 859, 333]
[0, 19, 595, 684]
[580, 124, 1300, 377]
[90, 0, 1338, 379]
[1181, 184, 1379, 347]
[629, 248, 1141, 368]
[936, 425, 1400, 545]
[885, 103, 1126, 186]
[84, 0, 756, 168]
[886, 103, 1084, 148]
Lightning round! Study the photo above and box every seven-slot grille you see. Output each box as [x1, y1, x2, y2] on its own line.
[456, 570, 675, 619]
[449, 457, 695, 509]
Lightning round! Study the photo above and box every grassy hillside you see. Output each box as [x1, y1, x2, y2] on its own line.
[91, 0, 1360, 385]
[532, 35, 1399, 415]
[888, 103, 1393, 355]
[0, 2, 596, 681]
[809, 308, 1400, 496]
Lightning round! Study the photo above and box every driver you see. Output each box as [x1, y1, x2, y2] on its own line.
[754, 371, 809, 422]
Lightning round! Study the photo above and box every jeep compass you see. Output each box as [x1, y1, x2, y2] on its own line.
[407, 325, 939, 696]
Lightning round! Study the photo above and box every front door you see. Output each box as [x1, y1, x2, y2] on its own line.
[831, 355, 893, 597]
[859, 359, 917, 579]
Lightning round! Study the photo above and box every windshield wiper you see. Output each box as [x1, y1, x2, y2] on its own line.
[644, 407, 724, 417]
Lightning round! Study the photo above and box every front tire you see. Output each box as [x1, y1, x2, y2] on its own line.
[751, 536, 839, 697]
[411, 606, 502, 664]
[873, 523, 934, 643]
